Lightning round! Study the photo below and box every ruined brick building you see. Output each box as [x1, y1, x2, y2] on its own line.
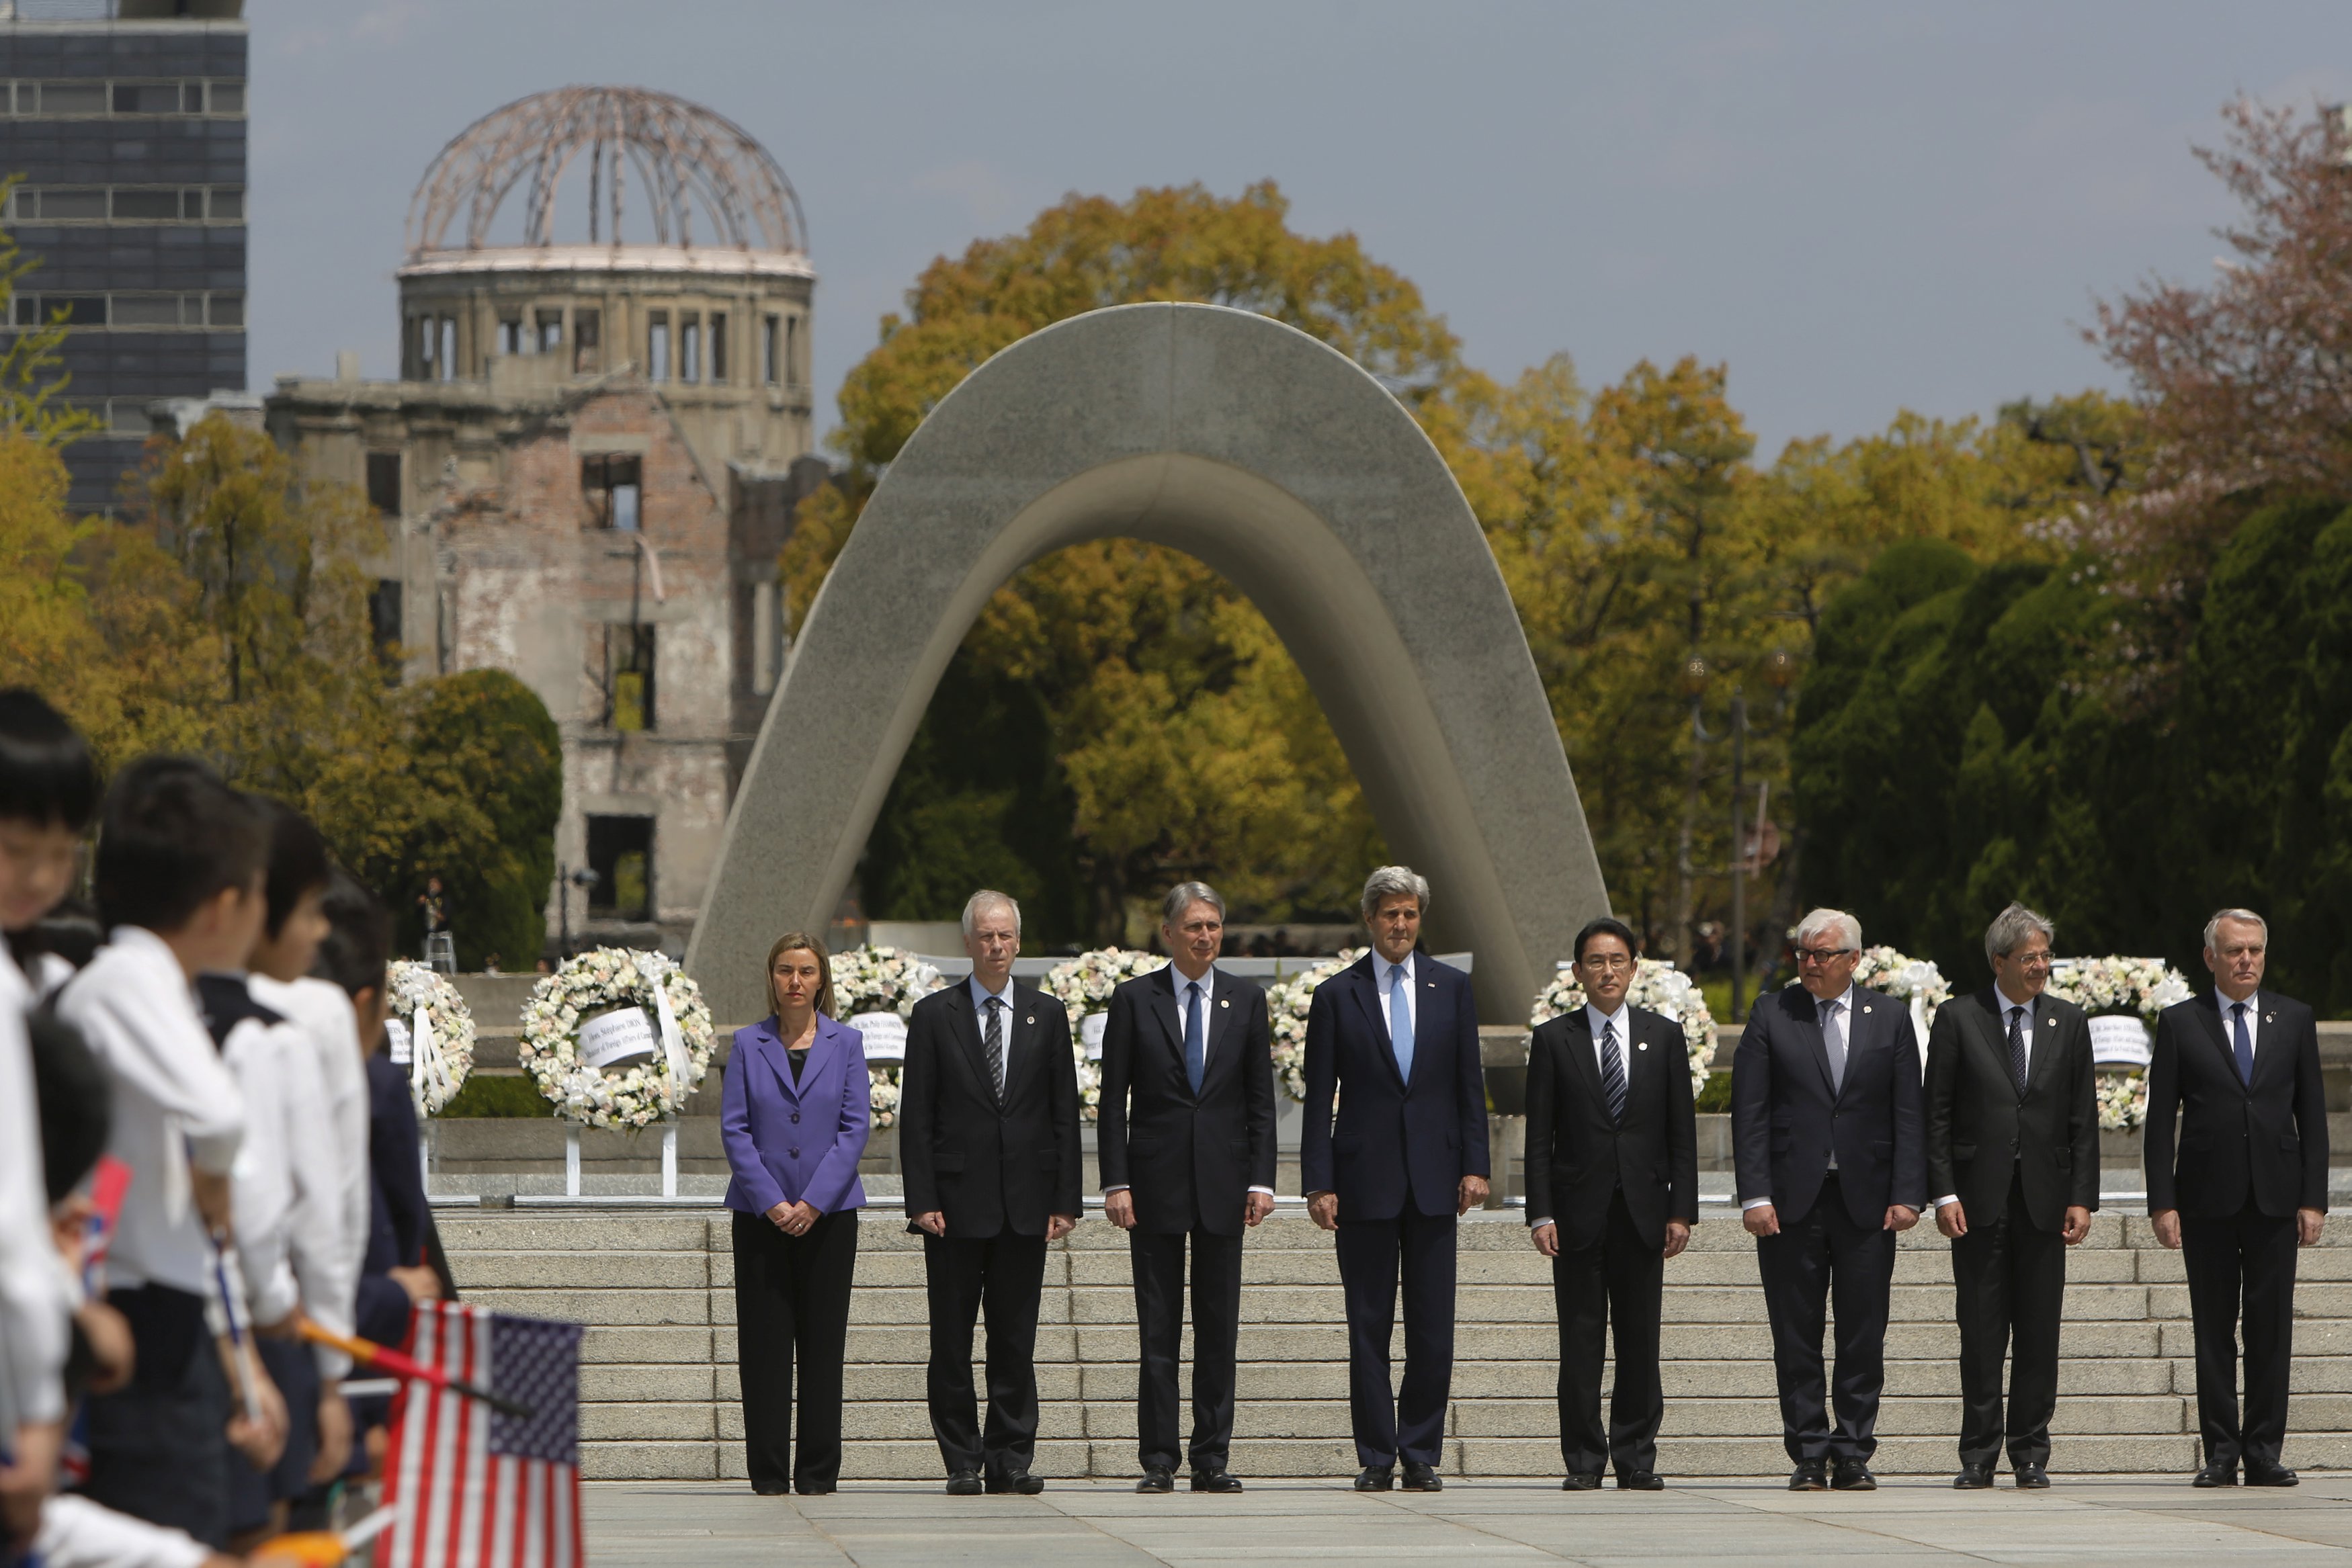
[265, 87, 827, 957]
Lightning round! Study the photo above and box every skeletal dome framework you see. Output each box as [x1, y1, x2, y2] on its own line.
[403, 85, 807, 258]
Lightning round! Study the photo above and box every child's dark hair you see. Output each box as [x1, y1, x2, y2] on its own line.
[92, 756, 269, 933]
[259, 796, 333, 939]
[314, 869, 390, 1000]
[31, 1010, 109, 1204]
[0, 689, 99, 831]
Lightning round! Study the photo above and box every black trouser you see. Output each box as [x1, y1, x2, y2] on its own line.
[1334, 1206, 1456, 1469]
[1950, 1172, 2065, 1471]
[1130, 1224, 1245, 1475]
[229, 1334, 322, 1533]
[731, 1207, 859, 1492]
[1552, 1188, 1665, 1479]
[923, 1229, 1048, 1481]
[2181, 1199, 2300, 1469]
[1754, 1174, 1897, 1465]
[78, 1284, 232, 1549]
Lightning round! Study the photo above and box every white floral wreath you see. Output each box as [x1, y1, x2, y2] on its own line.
[2046, 955, 2192, 1022]
[1266, 949, 1368, 1103]
[1531, 957, 1718, 1096]
[828, 945, 948, 1129]
[2097, 1072, 2150, 1132]
[518, 947, 714, 1129]
[386, 959, 474, 1118]
[1043, 948, 1169, 1122]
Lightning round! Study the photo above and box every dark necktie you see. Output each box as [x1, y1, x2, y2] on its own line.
[2232, 1001, 2253, 1085]
[2009, 1004, 2028, 1094]
[984, 995, 1007, 1103]
[1184, 979, 1206, 1096]
[1823, 999, 1846, 1092]
[1599, 1018, 1626, 1124]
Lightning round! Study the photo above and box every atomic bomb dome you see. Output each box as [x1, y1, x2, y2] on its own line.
[388, 85, 814, 440]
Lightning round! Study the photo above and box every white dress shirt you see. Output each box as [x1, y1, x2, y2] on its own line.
[1933, 987, 2038, 1211]
[0, 947, 73, 1430]
[1374, 951, 1417, 1039]
[1528, 1000, 1636, 1231]
[220, 1000, 303, 1327]
[58, 928, 245, 1297]
[2218, 990, 2261, 1067]
[1743, 984, 1856, 1212]
[250, 974, 369, 1377]
[1102, 965, 1273, 1199]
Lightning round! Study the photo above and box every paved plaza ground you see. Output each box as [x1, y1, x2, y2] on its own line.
[581, 1474, 2352, 1565]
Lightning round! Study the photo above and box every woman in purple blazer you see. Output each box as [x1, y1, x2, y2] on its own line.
[722, 932, 871, 1494]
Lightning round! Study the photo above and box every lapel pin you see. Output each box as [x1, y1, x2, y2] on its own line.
[1220, 999, 1230, 1008]
[1863, 1005, 1873, 1014]
[1638, 1041, 1648, 1051]
[1025, 1016, 1035, 1026]
[2266, 1013, 2276, 1023]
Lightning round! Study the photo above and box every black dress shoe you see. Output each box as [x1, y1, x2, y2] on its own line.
[1400, 1461, 1443, 1492]
[1617, 1470, 1665, 1491]
[1951, 1462, 1994, 1489]
[2245, 1461, 2298, 1487]
[1189, 1469, 1244, 1493]
[1789, 1460, 1829, 1491]
[945, 1470, 984, 1495]
[2013, 1463, 2050, 1490]
[794, 1481, 837, 1495]
[1136, 1467, 1174, 1494]
[1831, 1458, 1877, 1491]
[2192, 1461, 2238, 1488]
[752, 1484, 790, 1496]
[1354, 1465, 1394, 1492]
[985, 1471, 1045, 1495]
[1560, 1472, 1603, 1491]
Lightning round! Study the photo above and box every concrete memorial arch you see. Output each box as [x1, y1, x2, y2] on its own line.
[687, 302, 1608, 1024]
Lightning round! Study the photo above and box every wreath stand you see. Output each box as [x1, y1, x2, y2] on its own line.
[562, 1122, 679, 1198]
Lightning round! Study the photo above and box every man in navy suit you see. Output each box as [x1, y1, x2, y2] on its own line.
[2145, 908, 2328, 1487]
[1732, 908, 1925, 1492]
[1300, 866, 1489, 1493]
[1098, 881, 1278, 1494]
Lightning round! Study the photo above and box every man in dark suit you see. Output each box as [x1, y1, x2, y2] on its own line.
[2145, 907, 2329, 1487]
[1524, 916, 1697, 1491]
[1300, 865, 1489, 1493]
[900, 889, 1083, 1495]
[1732, 908, 1925, 1491]
[1923, 903, 2097, 1490]
[1098, 881, 1278, 1494]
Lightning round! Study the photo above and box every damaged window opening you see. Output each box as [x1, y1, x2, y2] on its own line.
[366, 451, 401, 516]
[603, 624, 657, 733]
[582, 454, 642, 532]
[585, 814, 654, 921]
[573, 309, 599, 374]
[680, 316, 700, 384]
[762, 315, 779, 386]
[647, 310, 670, 381]
[498, 316, 523, 355]
[786, 316, 800, 387]
[710, 312, 727, 383]
[537, 308, 563, 355]
[437, 317, 456, 381]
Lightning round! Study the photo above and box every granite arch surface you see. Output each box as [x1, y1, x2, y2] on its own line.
[687, 302, 1607, 1023]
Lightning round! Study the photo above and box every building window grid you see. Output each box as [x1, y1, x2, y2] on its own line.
[3, 79, 247, 118]
[3, 185, 247, 225]
[11, 290, 245, 330]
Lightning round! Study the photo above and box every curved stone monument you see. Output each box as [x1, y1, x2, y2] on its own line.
[688, 302, 1607, 1022]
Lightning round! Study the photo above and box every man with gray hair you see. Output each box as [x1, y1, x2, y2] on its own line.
[1097, 882, 1277, 1493]
[2144, 908, 2328, 1487]
[900, 889, 1083, 1495]
[1732, 908, 1925, 1491]
[1300, 867, 1490, 1493]
[1923, 902, 2097, 1489]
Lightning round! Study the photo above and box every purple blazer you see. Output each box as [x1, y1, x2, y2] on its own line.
[721, 1014, 871, 1216]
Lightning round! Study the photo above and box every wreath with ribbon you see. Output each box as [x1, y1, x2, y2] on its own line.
[385, 959, 474, 1117]
[1531, 957, 1718, 1095]
[1043, 948, 1169, 1121]
[1265, 950, 1368, 1103]
[518, 947, 714, 1129]
[828, 944, 948, 1129]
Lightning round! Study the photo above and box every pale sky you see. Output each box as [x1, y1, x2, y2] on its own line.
[247, 1, 2351, 462]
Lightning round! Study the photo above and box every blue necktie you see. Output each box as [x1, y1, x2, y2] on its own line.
[2232, 1001, 2253, 1085]
[1388, 963, 1415, 1082]
[1184, 979, 1206, 1096]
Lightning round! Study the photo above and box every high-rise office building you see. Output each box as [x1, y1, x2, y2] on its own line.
[1, 0, 246, 514]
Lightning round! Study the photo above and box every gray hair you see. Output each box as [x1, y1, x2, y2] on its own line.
[1792, 907, 1861, 952]
[1984, 902, 2056, 966]
[1359, 865, 1431, 924]
[2203, 906, 2267, 951]
[960, 889, 1021, 940]
[1162, 881, 1226, 926]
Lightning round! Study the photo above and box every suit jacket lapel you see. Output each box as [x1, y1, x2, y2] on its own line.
[1202, 969, 1239, 1084]
[750, 1022, 800, 1104]
[1347, 960, 1409, 1092]
[1407, 963, 1441, 1091]
[1561, 1009, 1604, 1111]
[948, 982, 993, 1096]
[2023, 996, 2068, 1099]
[1798, 991, 1838, 1100]
[1152, 967, 1192, 1080]
[2193, 994, 2244, 1089]
[798, 1017, 840, 1101]
[1965, 989, 2019, 1098]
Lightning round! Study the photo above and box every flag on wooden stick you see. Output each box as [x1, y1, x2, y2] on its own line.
[378, 1301, 585, 1568]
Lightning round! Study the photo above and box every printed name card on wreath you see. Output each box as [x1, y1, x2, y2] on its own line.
[577, 1006, 659, 1072]
[518, 947, 716, 1129]
[847, 1010, 909, 1062]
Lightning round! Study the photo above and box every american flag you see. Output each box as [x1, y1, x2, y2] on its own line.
[378, 1302, 586, 1568]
